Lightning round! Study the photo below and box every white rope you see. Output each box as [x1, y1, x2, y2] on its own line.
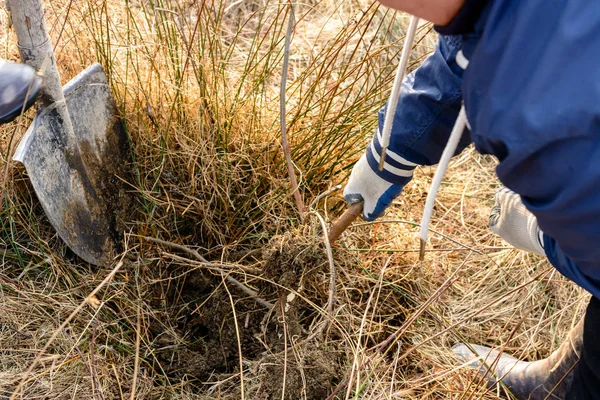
[419, 106, 467, 260]
[379, 15, 420, 171]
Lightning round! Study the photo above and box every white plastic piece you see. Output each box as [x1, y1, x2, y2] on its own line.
[379, 15, 420, 170]
[419, 106, 467, 259]
[456, 50, 470, 70]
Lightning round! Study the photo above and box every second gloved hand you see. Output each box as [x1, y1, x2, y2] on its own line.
[489, 187, 545, 255]
[343, 152, 412, 221]
[0, 59, 41, 123]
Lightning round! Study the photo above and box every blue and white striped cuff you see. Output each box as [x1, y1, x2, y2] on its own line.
[365, 130, 418, 184]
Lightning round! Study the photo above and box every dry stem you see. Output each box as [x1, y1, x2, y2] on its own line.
[139, 235, 274, 309]
[280, 0, 305, 217]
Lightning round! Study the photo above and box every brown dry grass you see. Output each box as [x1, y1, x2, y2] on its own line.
[0, 1, 587, 399]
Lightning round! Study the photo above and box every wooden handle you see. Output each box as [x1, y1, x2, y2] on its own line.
[8, 0, 65, 105]
[7, 0, 78, 147]
[328, 202, 363, 243]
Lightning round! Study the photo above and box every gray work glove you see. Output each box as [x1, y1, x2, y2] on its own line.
[489, 187, 545, 255]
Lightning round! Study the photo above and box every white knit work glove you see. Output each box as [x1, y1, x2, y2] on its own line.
[489, 187, 545, 255]
[344, 153, 412, 221]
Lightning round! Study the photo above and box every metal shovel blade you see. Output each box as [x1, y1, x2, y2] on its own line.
[13, 63, 130, 266]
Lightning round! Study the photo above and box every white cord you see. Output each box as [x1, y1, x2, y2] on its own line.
[379, 15, 420, 171]
[419, 106, 467, 260]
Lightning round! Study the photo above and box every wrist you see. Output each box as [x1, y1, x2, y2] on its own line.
[367, 131, 417, 185]
[537, 230, 545, 251]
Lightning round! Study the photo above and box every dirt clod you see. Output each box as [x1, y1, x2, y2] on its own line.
[262, 232, 328, 290]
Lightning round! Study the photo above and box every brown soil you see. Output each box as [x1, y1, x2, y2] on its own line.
[237, 348, 341, 400]
[147, 232, 342, 399]
[150, 270, 266, 379]
[262, 232, 326, 285]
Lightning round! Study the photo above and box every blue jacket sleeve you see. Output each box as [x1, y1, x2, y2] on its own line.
[367, 34, 472, 184]
[463, 0, 600, 297]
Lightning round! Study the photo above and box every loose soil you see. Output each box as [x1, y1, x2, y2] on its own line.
[148, 232, 343, 399]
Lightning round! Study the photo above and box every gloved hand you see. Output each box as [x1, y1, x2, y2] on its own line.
[343, 152, 413, 221]
[0, 59, 41, 124]
[489, 187, 545, 255]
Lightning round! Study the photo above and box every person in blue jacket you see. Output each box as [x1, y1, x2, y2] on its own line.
[344, 1, 600, 398]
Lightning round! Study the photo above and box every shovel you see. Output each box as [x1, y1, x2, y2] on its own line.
[7, 0, 129, 266]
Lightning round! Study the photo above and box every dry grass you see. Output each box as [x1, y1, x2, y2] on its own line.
[0, 0, 587, 399]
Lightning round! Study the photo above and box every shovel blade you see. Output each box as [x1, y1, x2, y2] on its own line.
[14, 63, 130, 266]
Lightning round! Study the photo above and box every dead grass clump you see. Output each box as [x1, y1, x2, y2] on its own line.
[0, 0, 590, 399]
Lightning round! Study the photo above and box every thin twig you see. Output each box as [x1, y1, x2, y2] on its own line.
[311, 211, 336, 316]
[301, 209, 338, 342]
[10, 261, 125, 400]
[279, 297, 288, 400]
[138, 235, 208, 261]
[352, 219, 484, 255]
[60, 327, 103, 400]
[111, 363, 125, 400]
[90, 321, 105, 400]
[139, 235, 274, 309]
[222, 273, 245, 399]
[372, 252, 472, 352]
[130, 303, 141, 400]
[345, 274, 377, 400]
[280, 0, 304, 216]
[419, 107, 467, 260]
[327, 254, 472, 400]
[309, 185, 341, 210]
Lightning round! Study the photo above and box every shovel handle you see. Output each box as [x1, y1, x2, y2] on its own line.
[328, 202, 363, 243]
[8, 0, 78, 151]
[8, 0, 65, 106]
